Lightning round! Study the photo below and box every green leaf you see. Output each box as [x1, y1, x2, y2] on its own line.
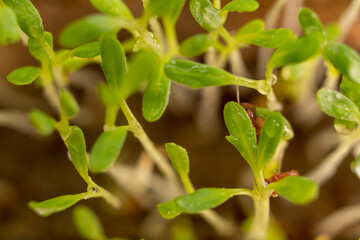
[250, 29, 295, 48]
[222, 0, 259, 13]
[267, 176, 318, 205]
[268, 34, 321, 70]
[256, 107, 294, 141]
[224, 102, 257, 168]
[73, 205, 106, 240]
[340, 76, 360, 109]
[0, 4, 20, 45]
[351, 155, 360, 179]
[90, 127, 127, 172]
[157, 188, 241, 219]
[62, 126, 90, 183]
[165, 143, 190, 177]
[324, 23, 339, 41]
[100, 36, 126, 99]
[59, 14, 121, 48]
[28, 109, 55, 136]
[316, 88, 360, 122]
[90, 0, 133, 20]
[164, 59, 236, 88]
[60, 89, 80, 119]
[71, 42, 100, 58]
[179, 34, 213, 57]
[4, 0, 44, 38]
[325, 41, 360, 84]
[7, 66, 40, 85]
[121, 50, 160, 99]
[142, 70, 171, 122]
[257, 111, 284, 169]
[96, 83, 118, 106]
[234, 18, 264, 43]
[298, 8, 324, 36]
[189, 0, 225, 31]
[334, 119, 357, 135]
[146, 0, 186, 23]
[28, 31, 53, 61]
[28, 193, 85, 217]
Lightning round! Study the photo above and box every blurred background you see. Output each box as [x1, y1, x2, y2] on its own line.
[1, 0, 360, 239]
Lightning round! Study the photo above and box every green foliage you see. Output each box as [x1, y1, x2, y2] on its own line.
[28, 109, 55, 136]
[142, 71, 171, 122]
[72, 42, 101, 58]
[257, 111, 284, 169]
[7, 66, 41, 85]
[90, 127, 127, 172]
[222, 0, 259, 13]
[100, 36, 127, 99]
[60, 14, 121, 48]
[334, 119, 357, 135]
[316, 88, 360, 122]
[73, 205, 106, 240]
[189, 0, 225, 31]
[62, 126, 90, 183]
[224, 102, 257, 169]
[165, 143, 190, 178]
[60, 89, 80, 119]
[28, 31, 53, 61]
[249, 29, 294, 48]
[4, 0, 44, 38]
[234, 19, 264, 43]
[325, 41, 360, 84]
[164, 59, 236, 88]
[267, 176, 318, 205]
[179, 34, 213, 57]
[267, 34, 321, 73]
[146, 0, 185, 23]
[157, 188, 243, 219]
[28, 193, 85, 217]
[340, 76, 360, 109]
[298, 8, 324, 36]
[0, 4, 20, 45]
[90, 0, 133, 20]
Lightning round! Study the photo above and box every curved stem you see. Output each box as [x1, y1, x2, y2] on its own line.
[247, 196, 270, 240]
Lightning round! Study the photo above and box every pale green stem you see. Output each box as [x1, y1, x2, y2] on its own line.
[104, 105, 119, 130]
[232, 77, 271, 95]
[85, 181, 121, 209]
[180, 175, 195, 194]
[149, 18, 166, 51]
[247, 196, 270, 240]
[118, 99, 182, 194]
[163, 20, 179, 56]
[306, 127, 360, 186]
[213, 0, 221, 9]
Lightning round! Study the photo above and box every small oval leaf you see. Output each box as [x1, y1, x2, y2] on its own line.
[157, 188, 241, 219]
[7, 66, 41, 85]
[267, 176, 318, 205]
[60, 14, 121, 48]
[189, 0, 225, 31]
[222, 0, 259, 13]
[60, 89, 80, 119]
[28, 31, 53, 61]
[28, 109, 55, 136]
[179, 34, 212, 57]
[268, 34, 321, 70]
[72, 41, 100, 58]
[146, 0, 186, 23]
[316, 88, 360, 122]
[298, 8, 324, 36]
[164, 59, 236, 88]
[165, 143, 190, 177]
[142, 71, 171, 122]
[0, 4, 20, 46]
[250, 28, 295, 48]
[62, 126, 90, 183]
[340, 76, 360, 109]
[90, 0, 133, 20]
[4, 0, 44, 38]
[224, 102, 257, 168]
[90, 127, 127, 172]
[73, 205, 106, 240]
[234, 18, 264, 43]
[325, 41, 360, 84]
[28, 193, 85, 217]
[257, 111, 284, 169]
[100, 36, 127, 99]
